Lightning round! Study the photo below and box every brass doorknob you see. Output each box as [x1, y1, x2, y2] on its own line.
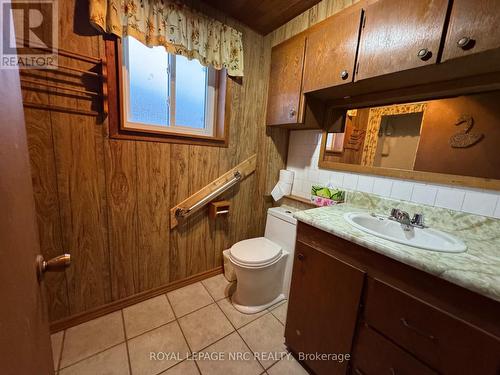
[36, 254, 71, 281]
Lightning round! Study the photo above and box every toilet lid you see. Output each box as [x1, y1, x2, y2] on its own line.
[230, 237, 282, 266]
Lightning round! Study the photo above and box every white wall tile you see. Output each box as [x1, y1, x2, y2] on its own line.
[328, 171, 344, 188]
[411, 183, 437, 206]
[372, 177, 393, 197]
[343, 173, 359, 190]
[307, 169, 320, 182]
[494, 199, 500, 219]
[291, 178, 303, 195]
[301, 180, 312, 195]
[318, 170, 331, 185]
[434, 187, 465, 211]
[357, 176, 375, 193]
[461, 190, 498, 217]
[390, 181, 414, 201]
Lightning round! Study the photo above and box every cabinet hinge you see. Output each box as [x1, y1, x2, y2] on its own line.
[356, 61, 360, 75]
[362, 13, 366, 29]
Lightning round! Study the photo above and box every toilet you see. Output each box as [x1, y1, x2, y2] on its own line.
[229, 207, 297, 314]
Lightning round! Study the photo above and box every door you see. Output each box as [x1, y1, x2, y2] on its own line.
[355, 0, 449, 81]
[285, 241, 365, 375]
[303, 4, 364, 92]
[442, 0, 500, 62]
[0, 23, 54, 375]
[266, 35, 306, 125]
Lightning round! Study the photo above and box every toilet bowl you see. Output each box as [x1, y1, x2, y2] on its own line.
[229, 207, 297, 314]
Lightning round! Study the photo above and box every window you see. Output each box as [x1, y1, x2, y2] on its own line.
[110, 36, 228, 144]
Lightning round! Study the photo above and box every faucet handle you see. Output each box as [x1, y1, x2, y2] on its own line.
[390, 208, 399, 218]
[411, 213, 425, 227]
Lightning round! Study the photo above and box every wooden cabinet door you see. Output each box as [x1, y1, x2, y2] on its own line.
[266, 35, 306, 125]
[285, 242, 365, 375]
[355, 0, 449, 81]
[303, 5, 363, 92]
[442, 0, 500, 62]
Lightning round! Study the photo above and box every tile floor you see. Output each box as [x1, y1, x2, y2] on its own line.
[51, 274, 309, 375]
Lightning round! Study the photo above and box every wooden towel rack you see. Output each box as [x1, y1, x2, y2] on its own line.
[17, 38, 103, 116]
[170, 154, 257, 229]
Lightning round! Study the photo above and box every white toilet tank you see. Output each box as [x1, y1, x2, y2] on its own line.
[264, 206, 297, 297]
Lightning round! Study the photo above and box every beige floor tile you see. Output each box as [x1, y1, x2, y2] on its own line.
[196, 332, 263, 375]
[217, 298, 266, 329]
[267, 356, 308, 375]
[123, 295, 175, 338]
[60, 311, 125, 368]
[269, 302, 287, 325]
[159, 359, 200, 375]
[266, 299, 286, 311]
[201, 274, 236, 301]
[238, 314, 286, 369]
[59, 343, 129, 375]
[128, 321, 190, 375]
[178, 304, 234, 352]
[167, 283, 214, 317]
[51, 331, 64, 370]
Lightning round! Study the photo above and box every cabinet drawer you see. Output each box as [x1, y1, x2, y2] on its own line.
[364, 278, 500, 374]
[352, 324, 437, 375]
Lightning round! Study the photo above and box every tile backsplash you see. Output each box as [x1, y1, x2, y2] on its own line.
[286, 130, 500, 219]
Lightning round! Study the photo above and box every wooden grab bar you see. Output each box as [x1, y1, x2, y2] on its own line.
[170, 154, 257, 229]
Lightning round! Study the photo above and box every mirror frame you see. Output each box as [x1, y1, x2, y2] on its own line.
[318, 103, 500, 191]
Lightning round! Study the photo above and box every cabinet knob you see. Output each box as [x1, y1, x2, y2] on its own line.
[297, 253, 304, 261]
[289, 108, 296, 118]
[340, 70, 349, 80]
[417, 48, 432, 61]
[457, 36, 474, 49]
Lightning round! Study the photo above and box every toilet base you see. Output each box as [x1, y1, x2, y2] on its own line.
[231, 293, 285, 314]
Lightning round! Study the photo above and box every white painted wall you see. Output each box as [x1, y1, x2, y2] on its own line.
[287, 130, 500, 219]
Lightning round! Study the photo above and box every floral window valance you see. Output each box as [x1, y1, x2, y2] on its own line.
[89, 0, 244, 76]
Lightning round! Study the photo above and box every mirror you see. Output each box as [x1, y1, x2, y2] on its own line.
[319, 92, 500, 190]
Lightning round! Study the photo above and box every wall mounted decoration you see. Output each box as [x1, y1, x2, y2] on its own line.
[449, 114, 484, 148]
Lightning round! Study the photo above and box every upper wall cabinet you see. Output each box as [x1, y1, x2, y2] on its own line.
[442, 0, 500, 62]
[355, 0, 449, 81]
[302, 5, 364, 92]
[266, 35, 306, 126]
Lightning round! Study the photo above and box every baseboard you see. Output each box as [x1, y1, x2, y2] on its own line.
[50, 267, 223, 333]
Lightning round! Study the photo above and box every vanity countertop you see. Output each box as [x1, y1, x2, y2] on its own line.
[293, 192, 500, 303]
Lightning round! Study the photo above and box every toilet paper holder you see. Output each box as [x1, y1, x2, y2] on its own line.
[209, 200, 231, 219]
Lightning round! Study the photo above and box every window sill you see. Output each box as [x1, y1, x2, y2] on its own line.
[108, 126, 228, 147]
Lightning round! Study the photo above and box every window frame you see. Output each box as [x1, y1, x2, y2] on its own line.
[104, 35, 230, 147]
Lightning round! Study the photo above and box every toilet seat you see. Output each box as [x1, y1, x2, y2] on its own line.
[229, 237, 282, 268]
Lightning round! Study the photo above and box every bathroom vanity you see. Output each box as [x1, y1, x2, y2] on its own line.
[285, 198, 500, 375]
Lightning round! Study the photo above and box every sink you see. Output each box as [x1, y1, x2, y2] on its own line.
[344, 212, 467, 253]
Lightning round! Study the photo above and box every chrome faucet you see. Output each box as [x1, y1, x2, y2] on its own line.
[389, 208, 426, 231]
[411, 213, 425, 228]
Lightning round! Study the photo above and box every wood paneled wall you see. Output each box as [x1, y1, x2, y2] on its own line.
[268, 0, 359, 46]
[23, 0, 288, 322]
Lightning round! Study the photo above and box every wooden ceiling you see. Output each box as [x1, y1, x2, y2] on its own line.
[203, 0, 322, 34]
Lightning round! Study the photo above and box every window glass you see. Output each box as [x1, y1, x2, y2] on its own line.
[174, 55, 207, 129]
[127, 37, 169, 126]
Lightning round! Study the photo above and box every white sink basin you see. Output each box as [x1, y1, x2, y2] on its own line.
[344, 212, 467, 253]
